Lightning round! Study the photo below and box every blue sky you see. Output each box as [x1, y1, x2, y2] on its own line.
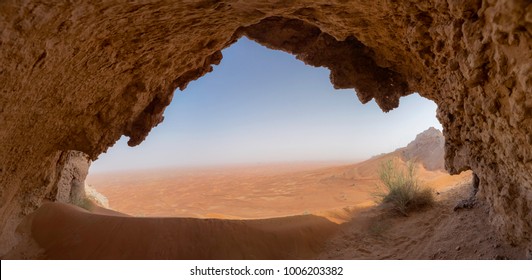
[90, 38, 441, 173]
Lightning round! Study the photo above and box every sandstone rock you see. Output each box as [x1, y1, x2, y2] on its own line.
[401, 127, 445, 171]
[51, 151, 91, 205]
[85, 184, 109, 209]
[49, 151, 109, 209]
[0, 0, 530, 255]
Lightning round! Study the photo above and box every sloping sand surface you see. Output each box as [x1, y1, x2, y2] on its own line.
[7, 153, 497, 260]
[5, 179, 528, 259]
[320, 182, 527, 260]
[7, 202, 338, 259]
[87, 157, 471, 219]
[6, 125, 527, 260]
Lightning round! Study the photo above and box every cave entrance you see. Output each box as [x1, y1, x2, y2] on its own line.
[85, 37, 442, 219]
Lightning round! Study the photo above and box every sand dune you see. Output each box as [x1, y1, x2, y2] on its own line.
[6, 180, 527, 260]
[3, 159, 476, 260]
[6, 131, 498, 260]
[6, 155, 528, 259]
[87, 156, 471, 219]
[6, 202, 338, 259]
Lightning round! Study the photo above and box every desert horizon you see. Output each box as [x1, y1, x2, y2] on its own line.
[5, 127, 527, 261]
[86, 151, 469, 220]
[85, 126, 460, 219]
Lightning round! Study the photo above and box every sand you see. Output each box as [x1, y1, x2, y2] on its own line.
[86, 154, 470, 219]
[6, 180, 527, 259]
[6, 202, 338, 259]
[5, 157, 527, 259]
[319, 182, 527, 259]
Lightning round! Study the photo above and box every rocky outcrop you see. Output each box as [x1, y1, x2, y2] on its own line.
[84, 185, 109, 209]
[0, 0, 530, 254]
[51, 151, 108, 209]
[401, 127, 446, 171]
[51, 151, 91, 205]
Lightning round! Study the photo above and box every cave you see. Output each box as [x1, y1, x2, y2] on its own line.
[0, 0, 530, 257]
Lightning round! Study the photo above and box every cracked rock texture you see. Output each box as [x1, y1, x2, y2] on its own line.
[0, 0, 530, 255]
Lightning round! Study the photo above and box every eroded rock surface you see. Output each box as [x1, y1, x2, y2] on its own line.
[0, 0, 530, 255]
[401, 127, 446, 171]
[51, 151, 91, 205]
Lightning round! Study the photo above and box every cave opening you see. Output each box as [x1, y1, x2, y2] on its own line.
[85, 37, 443, 219]
[2, 2, 528, 260]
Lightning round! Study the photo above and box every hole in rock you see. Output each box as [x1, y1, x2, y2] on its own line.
[86, 38, 446, 219]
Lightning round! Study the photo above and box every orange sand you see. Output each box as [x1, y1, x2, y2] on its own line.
[5, 158, 528, 259]
[87, 154, 471, 219]
[17, 148, 527, 261]
[7, 202, 338, 259]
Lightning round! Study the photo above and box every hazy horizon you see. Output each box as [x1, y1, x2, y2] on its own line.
[90, 38, 442, 174]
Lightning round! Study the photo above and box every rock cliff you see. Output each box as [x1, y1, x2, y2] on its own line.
[401, 127, 446, 171]
[0, 0, 530, 254]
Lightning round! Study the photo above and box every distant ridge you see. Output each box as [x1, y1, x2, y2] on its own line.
[398, 127, 445, 171]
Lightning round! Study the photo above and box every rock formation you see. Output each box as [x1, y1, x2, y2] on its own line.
[0, 0, 530, 255]
[52, 151, 91, 206]
[401, 127, 446, 171]
[84, 185, 109, 209]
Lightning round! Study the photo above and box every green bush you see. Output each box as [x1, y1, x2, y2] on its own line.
[376, 159, 434, 216]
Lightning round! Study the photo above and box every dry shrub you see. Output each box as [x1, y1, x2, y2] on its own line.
[376, 159, 434, 216]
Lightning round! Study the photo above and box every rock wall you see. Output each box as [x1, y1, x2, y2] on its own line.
[0, 0, 530, 254]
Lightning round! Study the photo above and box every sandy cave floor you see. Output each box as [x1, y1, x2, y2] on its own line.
[319, 182, 528, 260]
